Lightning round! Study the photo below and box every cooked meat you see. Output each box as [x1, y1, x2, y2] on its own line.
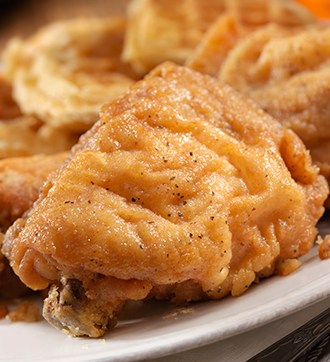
[3, 63, 327, 337]
[0, 152, 68, 231]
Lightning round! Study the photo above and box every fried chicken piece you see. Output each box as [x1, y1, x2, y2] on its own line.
[0, 153, 67, 298]
[0, 116, 78, 158]
[219, 25, 330, 185]
[187, 1, 315, 77]
[3, 63, 327, 337]
[0, 76, 78, 157]
[122, 0, 227, 74]
[125, 0, 314, 76]
[2, 17, 139, 132]
[0, 152, 68, 231]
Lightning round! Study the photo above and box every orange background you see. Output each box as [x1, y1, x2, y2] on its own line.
[296, 0, 330, 19]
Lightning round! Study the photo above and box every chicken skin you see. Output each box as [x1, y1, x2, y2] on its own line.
[0, 152, 68, 231]
[219, 26, 330, 184]
[0, 153, 68, 298]
[3, 63, 327, 337]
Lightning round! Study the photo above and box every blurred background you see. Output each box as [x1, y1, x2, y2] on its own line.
[0, 0, 329, 49]
[0, 0, 129, 48]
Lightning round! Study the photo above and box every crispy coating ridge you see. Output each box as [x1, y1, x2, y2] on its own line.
[126, 0, 314, 75]
[122, 0, 227, 74]
[186, 14, 255, 77]
[187, 1, 315, 77]
[3, 63, 327, 336]
[219, 25, 330, 183]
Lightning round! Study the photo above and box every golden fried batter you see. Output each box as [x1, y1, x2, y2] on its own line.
[186, 14, 254, 77]
[126, 0, 314, 76]
[0, 116, 78, 158]
[3, 63, 327, 337]
[2, 17, 139, 132]
[0, 152, 68, 231]
[122, 0, 227, 74]
[187, 1, 314, 77]
[219, 25, 330, 183]
[0, 153, 67, 299]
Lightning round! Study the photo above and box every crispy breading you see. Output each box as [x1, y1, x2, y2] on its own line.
[2, 17, 139, 132]
[186, 14, 254, 77]
[219, 25, 330, 183]
[187, 0, 315, 77]
[0, 153, 67, 299]
[125, 0, 314, 75]
[2, 63, 327, 337]
[0, 116, 78, 158]
[122, 0, 227, 74]
[0, 152, 68, 231]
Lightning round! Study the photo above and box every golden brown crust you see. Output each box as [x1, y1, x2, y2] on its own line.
[124, 0, 314, 75]
[3, 63, 327, 336]
[0, 152, 68, 231]
[2, 17, 139, 132]
[186, 14, 253, 77]
[187, 0, 314, 77]
[0, 117, 78, 158]
[122, 0, 227, 74]
[219, 25, 330, 187]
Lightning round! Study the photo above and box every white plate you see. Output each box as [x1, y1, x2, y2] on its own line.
[0, 238, 330, 362]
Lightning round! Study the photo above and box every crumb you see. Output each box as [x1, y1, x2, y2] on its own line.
[317, 235, 330, 260]
[276, 258, 302, 276]
[6, 300, 42, 322]
[162, 306, 194, 320]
